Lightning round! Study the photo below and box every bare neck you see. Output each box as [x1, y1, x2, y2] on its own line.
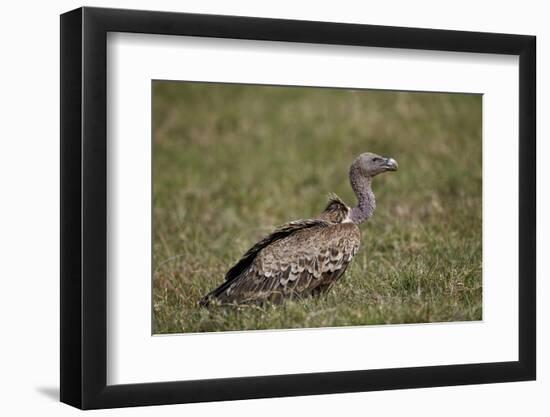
[349, 167, 375, 224]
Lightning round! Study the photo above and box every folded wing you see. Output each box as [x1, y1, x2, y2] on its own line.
[200, 220, 360, 305]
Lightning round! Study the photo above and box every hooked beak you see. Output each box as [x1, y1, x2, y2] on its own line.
[384, 157, 398, 171]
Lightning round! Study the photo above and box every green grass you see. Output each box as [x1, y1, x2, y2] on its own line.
[152, 81, 482, 334]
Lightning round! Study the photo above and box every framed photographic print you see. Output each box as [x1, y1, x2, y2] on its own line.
[60, 6, 536, 409]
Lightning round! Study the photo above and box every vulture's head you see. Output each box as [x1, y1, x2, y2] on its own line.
[352, 152, 398, 178]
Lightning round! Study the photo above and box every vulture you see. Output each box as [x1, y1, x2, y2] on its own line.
[199, 152, 398, 306]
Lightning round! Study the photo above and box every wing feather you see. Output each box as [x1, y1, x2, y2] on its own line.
[199, 219, 330, 305]
[200, 221, 360, 305]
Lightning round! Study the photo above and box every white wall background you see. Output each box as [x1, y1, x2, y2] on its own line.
[0, 0, 545, 415]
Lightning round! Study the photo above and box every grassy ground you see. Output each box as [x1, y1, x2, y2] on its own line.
[152, 81, 482, 334]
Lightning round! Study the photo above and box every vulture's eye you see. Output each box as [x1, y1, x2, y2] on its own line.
[373, 157, 382, 162]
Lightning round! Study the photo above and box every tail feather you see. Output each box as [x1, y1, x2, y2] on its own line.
[198, 278, 234, 307]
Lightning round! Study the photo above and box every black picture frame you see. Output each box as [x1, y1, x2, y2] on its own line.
[60, 6, 536, 410]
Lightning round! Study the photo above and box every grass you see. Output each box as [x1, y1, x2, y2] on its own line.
[152, 81, 482, 334]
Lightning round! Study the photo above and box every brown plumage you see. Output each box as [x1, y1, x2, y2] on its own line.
[199, 152, 398, 306]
